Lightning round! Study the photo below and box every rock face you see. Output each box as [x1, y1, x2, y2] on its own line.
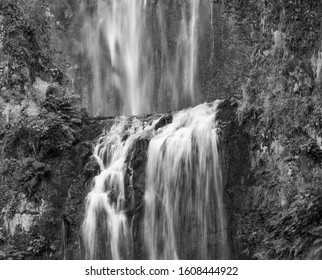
[0, 99, 250, 259]
[0, 116, 114, 259]
[215, 100, 252, 259]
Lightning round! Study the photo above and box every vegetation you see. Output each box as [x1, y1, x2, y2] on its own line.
[0, 0, 86, 260]
[216, 0, 322, 259]
[0, 0, 53, 88]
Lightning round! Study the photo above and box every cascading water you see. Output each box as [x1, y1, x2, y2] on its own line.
[81, 0, 205, 116]
[82, 118, 154, 259]
[81, 0, 229, 260]
[144, 101, 228, 259]
[82, 101, 229, 259]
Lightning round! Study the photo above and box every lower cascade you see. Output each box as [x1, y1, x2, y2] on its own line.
[82, 101, 229, 259]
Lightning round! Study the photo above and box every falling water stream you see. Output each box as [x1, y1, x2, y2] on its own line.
[144, 102, 228, 260]
[82, 102, 228, 259]
[82, 119, 134, 259]
[82, 118, 155, 259]
[82, 0, 204, 116]
[81, 0, 229, 260]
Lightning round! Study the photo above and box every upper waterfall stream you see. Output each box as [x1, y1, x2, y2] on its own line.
[81, 0, 209, 116]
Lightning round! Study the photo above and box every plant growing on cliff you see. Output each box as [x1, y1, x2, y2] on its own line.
[0, 0, 53, 85]
[263, 182, 322, 259]
[219, 0, 322, 260]
[27, 234, 47, 255]
[3, 91, 82, 159]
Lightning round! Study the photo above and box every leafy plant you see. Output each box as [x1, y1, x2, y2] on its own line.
[263, 182, 322, 259]
[27, 234, 47, 255]
[0, 0, 53, 85]
[3, 85, 83, 159]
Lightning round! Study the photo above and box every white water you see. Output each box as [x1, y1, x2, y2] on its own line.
[82, 102, 229, 259]
[144, 101, 228, 259]
[82, 0, 203, 116]
[175, 0, 200, 105]
[82, 118, 155, 259]
[82, 0, 151, 116]
[81, 0, 228, 260]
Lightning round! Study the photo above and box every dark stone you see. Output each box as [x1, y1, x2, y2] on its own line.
[217, 99, 252, 259]
[83, 157, 100, 178]
[154, 113, 173, 130]
[122, 131, 130, 142]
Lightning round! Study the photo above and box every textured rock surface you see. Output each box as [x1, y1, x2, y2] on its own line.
[0, 116, 114, 259]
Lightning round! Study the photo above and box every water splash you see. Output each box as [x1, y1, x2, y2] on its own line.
[81, 0, 204, 116]
[144, 101, 229, 259]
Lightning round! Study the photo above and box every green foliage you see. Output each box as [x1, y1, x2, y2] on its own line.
[43, 85, 81, 118]
[27, 234, 47, 255]
[220, 0, 322, 57]
[0, 0, 53, 84]
[205, 2, 253, 100]
[210, 24, 252, 99]
[3, 87, 83, 159]
[223, 0, 322, 260]
[220, 0, 262, 28]
[264, 183, 322, 259]
[283, 0, 322, 56]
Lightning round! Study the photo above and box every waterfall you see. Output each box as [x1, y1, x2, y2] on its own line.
[81, 0, 205, 116]
[144, 101, 228, 259]
[81, 0, 228, 261]
[175, 0, 200, 106]
[82, 101, 229, 259]
[82, 118, 155, 259]
[82, 0, 151, 116]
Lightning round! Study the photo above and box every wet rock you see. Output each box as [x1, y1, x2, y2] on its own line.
[122, 131, 130, 142]
[83, 157, 100, 178]
[73, 143, 92, 169]
[154, 113, 173, 130]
